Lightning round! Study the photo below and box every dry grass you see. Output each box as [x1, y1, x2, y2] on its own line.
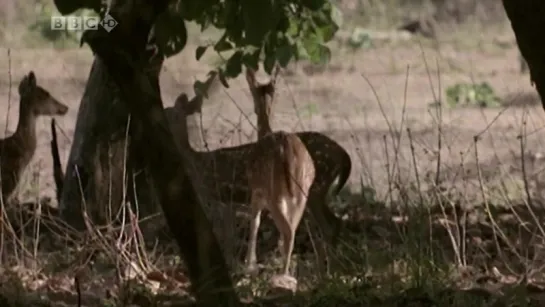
[1, 1, 545, 306]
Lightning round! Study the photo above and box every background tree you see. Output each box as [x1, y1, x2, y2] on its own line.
[53, 0, 339, 303]
[502, 0, 545, 108]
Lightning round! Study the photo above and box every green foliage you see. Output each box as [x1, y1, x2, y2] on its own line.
[154, 0, 340, 84]
[445, 82, 501, 108]
[348, 27, 373, 50]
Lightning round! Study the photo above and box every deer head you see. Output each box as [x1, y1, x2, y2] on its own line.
[18, 71, 68, 117]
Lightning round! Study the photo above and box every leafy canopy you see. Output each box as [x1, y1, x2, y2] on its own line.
[153, 0, 340, 85]
[54, 0, 340, 86]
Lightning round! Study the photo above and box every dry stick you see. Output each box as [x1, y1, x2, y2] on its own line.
[75, 274, 82, 307]
[361, 74, 395, 139]
[496, 112, 541, 243]
[382, 134, 403, 239]
[419, 44, 443, 186]
[0, 48, 14, 263]
[383, 135, 393, 205]
[361, 73, 404, 201]
[390, 66, 410, 192]
[407, 127, 432, 282]
[50, 119, 64, 203]
[111, 115, 132, 225]
[518, 124, 545, 241]
[427, 57, 462, 266]
[474, 136, 522, 275]
[382, 133, 399, 293]
[421, 47, 459, 258]
[433, 57, 443, 186]
[421, 49, 458, 250]
[458, 152, 467, 267]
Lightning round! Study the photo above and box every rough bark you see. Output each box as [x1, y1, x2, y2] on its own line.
[80, 3, 238, 303]
[502, 0, 545, 109]
[59, 58, 158, 229]
[59, 59, 125, 228]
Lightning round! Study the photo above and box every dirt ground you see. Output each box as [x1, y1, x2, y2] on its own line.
[0, 26, 543, 206]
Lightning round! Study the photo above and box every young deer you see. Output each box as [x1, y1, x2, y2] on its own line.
[0, 71, 69, 203]
[244, 68, 316, 276]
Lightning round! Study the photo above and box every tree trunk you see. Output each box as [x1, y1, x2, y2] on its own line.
[502, 0, 545, 108]
[79, 1, 238, 301]
[60, 58, 125, 228]
[60, 58, 159, 229]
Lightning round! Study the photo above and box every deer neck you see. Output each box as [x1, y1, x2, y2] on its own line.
[256, 111, 273, 139]
[13, 102, 38, 153]
[186, 113, 205, 149]
[175, 112, 199, 154]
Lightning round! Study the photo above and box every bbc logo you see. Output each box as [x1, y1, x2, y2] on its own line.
[50, 14, 118, 32]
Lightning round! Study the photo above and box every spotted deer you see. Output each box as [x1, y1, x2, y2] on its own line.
[0, 71, 69, 203]
[243, 68, 353, 249]
[244, 68, 316, 276]
[165, 72, 351, 263]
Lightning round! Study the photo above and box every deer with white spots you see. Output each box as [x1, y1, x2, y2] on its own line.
[244, 68, 316, 278]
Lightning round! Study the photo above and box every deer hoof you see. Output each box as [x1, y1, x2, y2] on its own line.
[267, 274, 297, 296]
[244, 263, 259, 276]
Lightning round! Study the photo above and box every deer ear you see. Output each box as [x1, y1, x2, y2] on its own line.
[19, 71, 37, 96]
[174, 93, 189, 108]
[27, 71, 36, 87]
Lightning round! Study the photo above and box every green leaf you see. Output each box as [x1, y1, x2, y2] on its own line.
[154, 8, 188, 58]
[242, 48, 260, 70]
[177, 0, 216, 21]
[295, 40, 309, 61]
[349, 28, 373, 49]
[277, 14, 291, 33]
[214, 39, 234, 52]
[242, 0, 274, 46]
[218, 69, 230, 88]
[301, 0, 326, 11]
[302, 34, 330, 64]
[276, 44, 293, 68]
[311, 6, 339, 42]
[225, 51, 243, 77]
[263, 52, 276, 74]
[193, 80, 208, 98]
[196, 46, 208, 61]
[330, 4, 344, 29]
[318, 24, 337, 42]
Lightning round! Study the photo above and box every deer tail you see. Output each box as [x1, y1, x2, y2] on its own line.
[331, 148, 352, 196]
[281, 134, 299, 197]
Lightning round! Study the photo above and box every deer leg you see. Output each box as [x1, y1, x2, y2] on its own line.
[269, 196, 298, 276]
[285, 195, 307, 274]
[245, 192, 263, 274]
